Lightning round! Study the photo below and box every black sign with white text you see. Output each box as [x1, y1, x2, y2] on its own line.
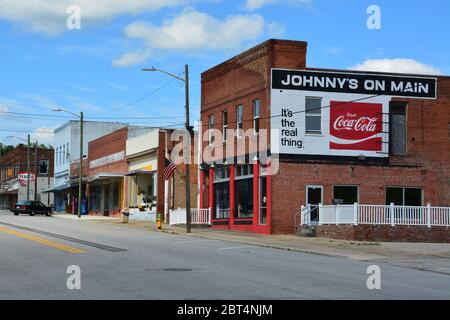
[272, 69, 437, 99]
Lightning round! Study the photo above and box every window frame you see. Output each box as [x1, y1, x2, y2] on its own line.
[305, 96, 323, 135]
[389, 101, 408, 156]
[253, 99, 260, 135]
[236, 105, 243, 138]
[332, 185, 359, 205]
[208, 114, 214, 146]
[222, 110, 228, 143]
[385, 186, 423, 206]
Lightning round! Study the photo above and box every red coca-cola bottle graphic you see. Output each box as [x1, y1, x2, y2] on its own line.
[329, 101, 382, 151]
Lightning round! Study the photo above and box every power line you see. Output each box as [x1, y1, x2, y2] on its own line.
[91, 77, 179, 115]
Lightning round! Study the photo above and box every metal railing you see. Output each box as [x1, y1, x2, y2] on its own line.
[301, 203, 450, 227]
[169, 208, 212, 226]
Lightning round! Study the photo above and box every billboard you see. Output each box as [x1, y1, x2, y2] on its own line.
[270, 69, 437, 159]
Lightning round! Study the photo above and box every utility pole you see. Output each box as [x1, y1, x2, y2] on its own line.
[185, 64, 191, 234]
[141, 64, 192, 233]
[78, 112, 83, 219]
[27, 134, 30, 201]
[34, 141, 38, 201]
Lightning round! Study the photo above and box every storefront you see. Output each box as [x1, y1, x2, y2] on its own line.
[126, 168, 157, 216]
[88, 174, 123, 217]
[202, 161, 271, 234]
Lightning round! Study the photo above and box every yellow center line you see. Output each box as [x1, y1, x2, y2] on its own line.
[0, 226, 86, 254]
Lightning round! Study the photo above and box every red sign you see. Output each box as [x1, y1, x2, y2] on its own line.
[18, 172, 36, 186]
[329, 101, 383, 151]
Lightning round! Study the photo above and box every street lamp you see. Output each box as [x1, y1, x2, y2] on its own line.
[7, 135, 32, 201]
[53, 108, 84, 219]
[142, 65, 192, 233]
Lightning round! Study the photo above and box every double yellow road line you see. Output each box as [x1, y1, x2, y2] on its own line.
[0, 226, 85, 254]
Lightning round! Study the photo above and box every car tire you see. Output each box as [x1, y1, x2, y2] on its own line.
[30, 212, 35, 216]
[13, 213, 19, 216]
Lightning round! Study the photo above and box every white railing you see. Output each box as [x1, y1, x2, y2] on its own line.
[169, 208, 212, 226]
[301, 203, 450, 227]
[191, 208, 212, 225]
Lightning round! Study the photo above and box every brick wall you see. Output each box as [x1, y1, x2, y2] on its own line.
[315, 225, 450, 243]
[0, 146, 54, 182]
[200, 39, 450, 236]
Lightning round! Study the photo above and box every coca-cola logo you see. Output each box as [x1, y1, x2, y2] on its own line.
[333, 114, 379, 132]
[330, 101, 382, 152]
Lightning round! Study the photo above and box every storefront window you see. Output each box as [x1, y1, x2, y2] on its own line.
[386, 187, 422, 206]
[234, 165, 254, 219]
[215, 182, 230, 219]
[333, 186, 358, 204]
[235, 178, 253, 218]
[214, 167, 230, 219]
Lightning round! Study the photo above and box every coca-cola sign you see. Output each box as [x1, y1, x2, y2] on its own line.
[18, 172, 36, 186]
[330, 101, 383, 151]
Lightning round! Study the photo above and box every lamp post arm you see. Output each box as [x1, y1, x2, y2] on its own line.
[142, 68, 186, 82]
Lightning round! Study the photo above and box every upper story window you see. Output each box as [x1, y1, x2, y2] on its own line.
[305, 97, 322, 134]
[208, 115, 214, 145]
[389, 101, 407, 155]
[63, 145, 66, 164]
[39, 160, 49, 175]
[236, 105, 243, 138]
[253, 99, 260, 134]
[222, 110, 228, 143]
[66, 143, 70, 162]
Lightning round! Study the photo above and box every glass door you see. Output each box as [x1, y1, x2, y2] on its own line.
[259, 176, 267, 225]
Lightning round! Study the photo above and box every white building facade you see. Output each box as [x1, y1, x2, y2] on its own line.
[52, 121, 127, 212]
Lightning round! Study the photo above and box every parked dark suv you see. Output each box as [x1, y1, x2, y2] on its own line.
[10, 201, 53, 216]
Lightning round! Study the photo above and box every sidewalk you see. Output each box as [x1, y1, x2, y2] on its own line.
[53, 213, 120, 221]
[103, 220, 450, 270]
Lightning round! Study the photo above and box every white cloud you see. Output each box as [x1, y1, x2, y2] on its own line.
[244, 0, 312, 11]
[350, 59, 443, 75]
[0, 0, 190, 34]
[31, 127, 55, 145]
[112, 50, 152, 68]
[267, 21, 286, 38]
[0, 103, 8, 113]
[113, 9, 265, 67]
[245, 0, 278, 10]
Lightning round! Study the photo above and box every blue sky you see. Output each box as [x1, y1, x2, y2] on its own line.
[0, 0, 448, 146]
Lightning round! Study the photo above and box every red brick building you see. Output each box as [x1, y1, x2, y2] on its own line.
[199, 39, 450, 238]
[0, 144, 54, 208]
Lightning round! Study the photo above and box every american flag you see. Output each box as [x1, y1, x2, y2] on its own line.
[164, 157, 176, 181]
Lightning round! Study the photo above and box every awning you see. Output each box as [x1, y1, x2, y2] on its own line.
[126, 170, 156, 176]
[88, 173, 124, 182]
[42, 181, 71, 193]
[0, 189, 18, 195]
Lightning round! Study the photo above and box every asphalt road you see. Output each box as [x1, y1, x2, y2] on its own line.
[0, 210, 449, 300]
